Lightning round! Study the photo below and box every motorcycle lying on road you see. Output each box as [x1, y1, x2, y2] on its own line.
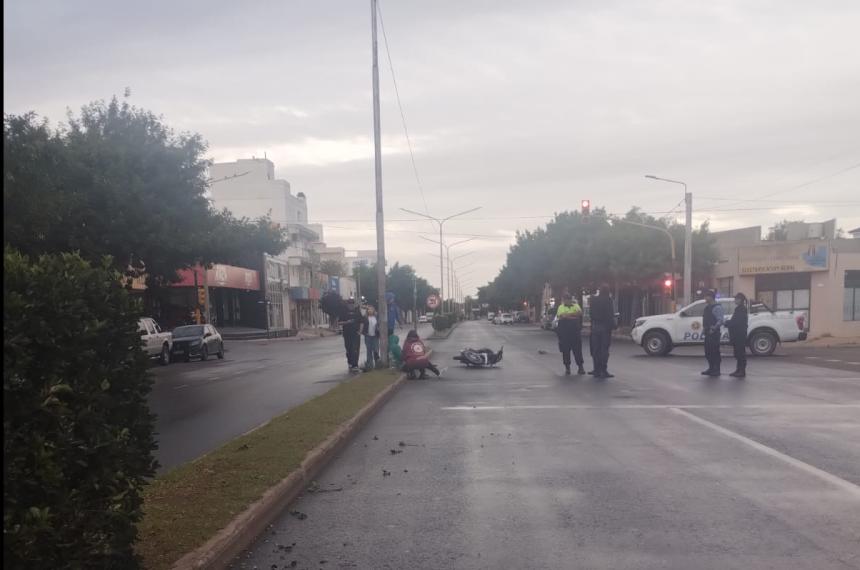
[452, 347, 503, 368]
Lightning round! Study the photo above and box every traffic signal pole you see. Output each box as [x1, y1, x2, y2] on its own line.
[371, 0, 389, 365]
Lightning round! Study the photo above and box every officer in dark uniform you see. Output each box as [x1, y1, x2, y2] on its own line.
[589, 287, 615, 379]
[727, 292, 749, 378]
[702, 290, 724, 376]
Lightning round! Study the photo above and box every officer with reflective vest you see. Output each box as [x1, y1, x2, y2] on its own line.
[555, 293, 585, 375]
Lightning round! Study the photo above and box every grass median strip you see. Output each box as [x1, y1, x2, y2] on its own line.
[137, 369, 400, 570]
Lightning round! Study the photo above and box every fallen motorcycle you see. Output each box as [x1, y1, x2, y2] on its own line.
[452, 347, 503, 368]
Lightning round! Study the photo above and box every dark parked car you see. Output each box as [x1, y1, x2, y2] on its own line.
[171, 324, 224, 362]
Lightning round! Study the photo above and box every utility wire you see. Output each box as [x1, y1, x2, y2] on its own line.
[376, 1, 435, 233]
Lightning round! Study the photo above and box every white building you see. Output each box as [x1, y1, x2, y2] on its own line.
[210, 157, 354, 331]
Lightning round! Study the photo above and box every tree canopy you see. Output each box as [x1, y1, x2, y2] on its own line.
[3, 96, 287, 285]
[320, 259, 346, 277]
[353, 262, 435, 312]
[478, 207, 717, 309]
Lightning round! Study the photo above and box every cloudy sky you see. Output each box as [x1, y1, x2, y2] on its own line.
[5, 0, 860, 294]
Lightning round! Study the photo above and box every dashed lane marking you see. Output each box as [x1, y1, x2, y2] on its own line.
[825, 359, 843, 362]
[173, 384, 189, 390]
[671, 407, 860, 498]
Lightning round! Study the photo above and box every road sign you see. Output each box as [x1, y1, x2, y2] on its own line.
[426, 294, 441, 310]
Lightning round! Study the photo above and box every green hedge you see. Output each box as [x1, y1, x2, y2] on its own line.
[432, 313, 457, 331]
[3, 248, 157, 569]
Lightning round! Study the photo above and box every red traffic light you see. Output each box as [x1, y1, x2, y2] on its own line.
[581, 199, 591, 215]
[663, 279, 672, 288]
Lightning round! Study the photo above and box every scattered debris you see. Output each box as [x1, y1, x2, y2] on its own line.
[373, 435, 379, 440]
[397, 441, 420, 447]
[538, 349, 548, 355]
[237, 443, 249, 451]
[403, 469, 409, 473]
[389, 449, 403, 455]
[289, 511, 307, 520]
[382, 469, 391, 477]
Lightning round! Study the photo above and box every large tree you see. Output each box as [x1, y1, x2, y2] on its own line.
[478, 207, 717, 311]
[3, 97, 287, 285]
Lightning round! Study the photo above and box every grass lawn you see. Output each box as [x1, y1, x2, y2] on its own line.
[137, 369, 400, 570]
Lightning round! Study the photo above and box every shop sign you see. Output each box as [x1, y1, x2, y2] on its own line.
[206, 264, 260, 290]
[738, 242, 829, 275]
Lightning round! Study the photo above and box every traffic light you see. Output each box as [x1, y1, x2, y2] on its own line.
[663, 278, 672, 289]
[581, 199, 591, 216]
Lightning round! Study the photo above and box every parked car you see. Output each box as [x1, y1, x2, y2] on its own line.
[487, 312, 496, 322]
[171, 324, 225, 362]
[418, 315, 429, 323]
[631, 299, 807, 357]
[516, 312, 530, 323]
[138, 317, 172, 366]
[497, 313, 514, 325]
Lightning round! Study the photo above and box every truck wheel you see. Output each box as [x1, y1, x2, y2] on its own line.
[643, 331, 671, 356]
[159, 344, 170, 366]
[749, 330, 777, 356]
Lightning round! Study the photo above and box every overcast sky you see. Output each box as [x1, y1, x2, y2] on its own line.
[5, 0, 860, 295]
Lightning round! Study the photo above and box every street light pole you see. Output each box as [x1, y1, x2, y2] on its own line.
[371, 0, 389, 365]
[646, 175, 691, 305]
[405, 208, 481, 312]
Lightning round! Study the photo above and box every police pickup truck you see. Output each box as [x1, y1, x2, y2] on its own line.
[631, 298, 807, 357]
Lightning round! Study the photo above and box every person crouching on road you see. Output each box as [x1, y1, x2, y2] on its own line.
[361, 305, 381, 371]
[402, 329, 440, 379]
[556, 293, 585, 376]
[702, 290, 725, 377]
[728, 293, 749, 378]
[589, 287, 616, 379]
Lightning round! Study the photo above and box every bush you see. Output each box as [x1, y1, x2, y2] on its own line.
[432, 313, 458, 332]
[4, 248, 157, 569]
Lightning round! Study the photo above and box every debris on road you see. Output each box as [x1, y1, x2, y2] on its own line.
[289, 511, 307, 520]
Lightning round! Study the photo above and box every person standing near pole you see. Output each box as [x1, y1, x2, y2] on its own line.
[555, 293, 585, 376]
[701, 290, 724, 376]
[339, 297, 363, 372]
[361, 305, 380, 371]
[727, 293, 748, 378]
[589, 287, 615, 379]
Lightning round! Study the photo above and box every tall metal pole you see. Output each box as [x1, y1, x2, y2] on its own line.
[402, 206, 482, 314]
[439, 224, 445, 313]
[412, 274, 417, 324]
[371, 0, 389, 365]
[684, 188, 692, 306]
[645, 175, 691, 305]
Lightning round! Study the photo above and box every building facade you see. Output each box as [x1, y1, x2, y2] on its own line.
[712, 224, 860, 338]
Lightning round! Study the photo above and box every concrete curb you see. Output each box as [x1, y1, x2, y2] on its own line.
[171, 372, 407, 570]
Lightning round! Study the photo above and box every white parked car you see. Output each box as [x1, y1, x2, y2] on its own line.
[496, 313, 514, 325]
[631, 299, 807, 357]
[418, 315, 429, 323]
[138, 317, 173, 365]
[487, 312, 496, 322]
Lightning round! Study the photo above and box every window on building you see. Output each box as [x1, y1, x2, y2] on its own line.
[755, 273, 811, 312]
[716, 277, 733, 298]
[845, 270, 860, 321]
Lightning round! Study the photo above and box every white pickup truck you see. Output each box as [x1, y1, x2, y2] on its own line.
[631, 299, 807, 357]
[138, 317, 173, 365]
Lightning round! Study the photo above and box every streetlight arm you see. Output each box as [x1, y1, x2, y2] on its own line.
[442, 206, 482, 224]
[400, 208, 440, 224]
[645, 175, 686, 192]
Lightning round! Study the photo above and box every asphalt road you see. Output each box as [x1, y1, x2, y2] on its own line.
[237, 320, 860, 570]
[149, 324, 432, 472]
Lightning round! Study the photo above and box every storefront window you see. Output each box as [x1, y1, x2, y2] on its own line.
[755, 273, 811, 312]
[845, 270, 860, 321]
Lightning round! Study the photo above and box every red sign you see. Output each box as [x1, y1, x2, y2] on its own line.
[173, 264, 261, 291]
[426, 294, 440, 309]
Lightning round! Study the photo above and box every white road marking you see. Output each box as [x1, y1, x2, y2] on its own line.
[825, 359, 843, 363]
[173, 384, 189, 390]
[805, 356, 822, 359]
[442, 404, 860, 410]
[847, 362, 860, 366]
[670, 407, 860, 498]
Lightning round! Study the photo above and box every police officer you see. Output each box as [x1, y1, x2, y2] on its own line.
[702, 290, 724, 376]
[589, 287, 615, 379]
[555, 293, 585, 375]
[728, 292, 748, 378]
